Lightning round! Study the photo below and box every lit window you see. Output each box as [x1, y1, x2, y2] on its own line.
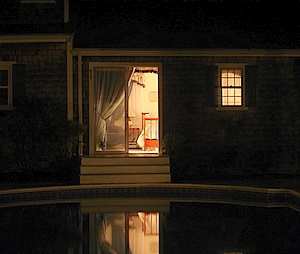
[0, 63, 13, 110]
[214, 64, 248, 110]
[221, 68, 242, 106]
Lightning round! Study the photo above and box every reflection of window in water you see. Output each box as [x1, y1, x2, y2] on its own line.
[95, 213, 125, 254]
[93, 212, 159, 254]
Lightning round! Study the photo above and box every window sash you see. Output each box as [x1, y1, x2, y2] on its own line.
[220, 68, 243, 107]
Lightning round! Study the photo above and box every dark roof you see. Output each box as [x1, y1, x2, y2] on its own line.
[1, 1, 300, 49]
[71, 1, 300, 49]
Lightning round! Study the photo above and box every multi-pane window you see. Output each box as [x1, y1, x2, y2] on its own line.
[221, 68, 242, 106]
[0, 63, 12, 110]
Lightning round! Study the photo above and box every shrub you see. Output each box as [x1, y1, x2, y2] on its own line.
[162, 133, 200, 180]
[0, 96, 86, 173]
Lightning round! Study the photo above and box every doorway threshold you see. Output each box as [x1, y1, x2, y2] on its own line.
[129, 148, 159, 154]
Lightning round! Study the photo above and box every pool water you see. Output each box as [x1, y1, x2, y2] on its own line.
[0, 201, 300, 254]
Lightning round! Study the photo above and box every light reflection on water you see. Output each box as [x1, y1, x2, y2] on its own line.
[1, 184, 300, 254]
[1, 202, 300, 254]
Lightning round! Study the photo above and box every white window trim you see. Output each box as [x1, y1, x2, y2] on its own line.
[0, 62, 15, 110]
[215, 63, 248, 111]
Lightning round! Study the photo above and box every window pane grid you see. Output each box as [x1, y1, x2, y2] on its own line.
[222, 88, 242, 106]
[221, 68, 243, 106]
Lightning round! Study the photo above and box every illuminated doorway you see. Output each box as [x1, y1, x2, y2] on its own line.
[89, 63, 159, 154]
[128, 67, 159, 154]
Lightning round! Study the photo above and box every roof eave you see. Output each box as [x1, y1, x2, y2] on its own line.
[0, 33, 73, 43]
[72, 48, 300, 57]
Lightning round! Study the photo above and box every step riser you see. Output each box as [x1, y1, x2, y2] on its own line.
[81, 156, 170, 166]
[80, 156, 171, 184]
[80, 165, 170, 174]
[80, 174, 171, 185]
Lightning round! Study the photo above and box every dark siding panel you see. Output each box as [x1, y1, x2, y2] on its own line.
[245, 65, 258, 108]
[12, 64, 26, 106]
[293, 58, 300, 95]
[291, 59, 300, 133]
[205, 65, 218, 107]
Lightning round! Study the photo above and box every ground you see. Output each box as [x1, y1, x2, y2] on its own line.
[1, 171, 300, 192]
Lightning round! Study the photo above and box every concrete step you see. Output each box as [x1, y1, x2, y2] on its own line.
[80, 155, 170, 166]
[79, 155, 171, 184]
[80, 165, 170, 174]
[80, 173, 171, 185]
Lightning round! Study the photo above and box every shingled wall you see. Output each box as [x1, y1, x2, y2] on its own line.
[79, 55, 300, 174]
[162, 56, 300, 174]
[0, 42, 67, 112]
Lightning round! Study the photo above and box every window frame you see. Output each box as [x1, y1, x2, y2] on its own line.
[0, 62, 14, 110]
[215, 63, 248, 111]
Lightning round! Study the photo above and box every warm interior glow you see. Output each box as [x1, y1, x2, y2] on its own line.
[221, 68, 242, 106]
[95, 212, 159, 254]
[142, 212, 159, 235]
[129, 68, 159, 153]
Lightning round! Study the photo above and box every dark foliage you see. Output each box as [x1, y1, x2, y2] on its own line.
[0, 96, 86, 179]
[163, 132, 283, 182]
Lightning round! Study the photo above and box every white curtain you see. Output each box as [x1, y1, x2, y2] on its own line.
[95, 214, 118, 254]
[129, 215, 144, 254]
[94, 67, 134, 150]
[111, 79, 135, 122]
[128, 79, 144, 129]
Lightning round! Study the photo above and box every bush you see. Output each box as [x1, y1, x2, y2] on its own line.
[162, 133, 200, 180]
[0, 96, 86, 173]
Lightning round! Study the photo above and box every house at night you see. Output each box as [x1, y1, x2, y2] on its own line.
[3, 2, 300, 254]
[1, 0, 300, 185]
